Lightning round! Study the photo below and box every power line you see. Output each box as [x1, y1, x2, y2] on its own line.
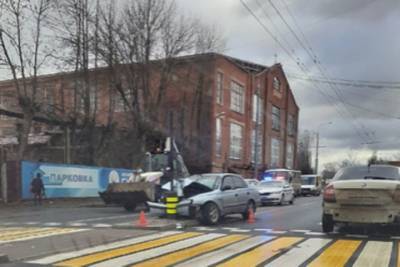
[287, 74, 400, 90]
[265, 0, 376, 144]
[240, 0, 371, 144]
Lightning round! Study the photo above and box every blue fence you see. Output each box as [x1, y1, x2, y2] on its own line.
[21, 161, 134, 199]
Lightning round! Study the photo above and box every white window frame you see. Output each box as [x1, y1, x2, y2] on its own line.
[114, 93, 125, 112]
[215, 118, 222, 157]
[230, 81, 244, 114]
[229, 122, 243, 160]
[252, 94, 262, 124]
[270, 138, 281, 168]
[272, 105, 280, 131]
[216, 72, 224, 105]
[273, 77, 281, 91]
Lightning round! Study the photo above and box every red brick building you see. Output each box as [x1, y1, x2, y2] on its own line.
[0, 53, 299, 176]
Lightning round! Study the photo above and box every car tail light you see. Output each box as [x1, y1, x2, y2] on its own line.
[323, 184, 336, 203]
[393, 185, 400, 202]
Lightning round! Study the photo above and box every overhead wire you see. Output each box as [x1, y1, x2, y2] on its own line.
[266, 0, 377, 144]
[242, 0, 371, 144]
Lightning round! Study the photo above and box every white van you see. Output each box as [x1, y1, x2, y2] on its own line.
[300, 174, 322, 196]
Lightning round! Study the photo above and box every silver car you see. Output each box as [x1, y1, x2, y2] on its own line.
[178, 173, 260, 225]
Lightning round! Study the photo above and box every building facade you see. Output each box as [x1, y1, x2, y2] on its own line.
[0, 53, 299, 177]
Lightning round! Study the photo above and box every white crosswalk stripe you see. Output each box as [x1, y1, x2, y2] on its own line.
[266, 238, 331, 267]
[175, 235, 275, 267]
[24, 230, 398, 267]
[353, 241, 392, 267]
[92, 233, 225, 267]
[29, 231, 182, 264]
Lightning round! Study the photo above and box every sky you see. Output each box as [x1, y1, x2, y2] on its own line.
[176, 0, 400, 171]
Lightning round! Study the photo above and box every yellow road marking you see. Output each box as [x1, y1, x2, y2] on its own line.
[308, 240, 361, 267]
[216, 237, 303, 267]
[132, 234, 248, 267]
[0, 228, 55, 240]
[0, 228, 78, 242]
[0, 227, 43, 235]
[55, 232, 202, 267]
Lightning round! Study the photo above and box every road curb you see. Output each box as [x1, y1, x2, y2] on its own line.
[113, 219, 199, 231]
[0, 254, 9, 264]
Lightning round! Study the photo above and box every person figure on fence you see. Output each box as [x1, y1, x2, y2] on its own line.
[31, 173, 45, 205]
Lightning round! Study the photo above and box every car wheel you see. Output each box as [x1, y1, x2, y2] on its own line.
[322, 213, 334, 233]
[201, 202, 220, 225]
[242, 200, 256, 220]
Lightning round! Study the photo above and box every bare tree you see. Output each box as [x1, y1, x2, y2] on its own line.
[194, 23, 226, 54]
[297, 130, 314, 174]
[0, 0, 54, 159]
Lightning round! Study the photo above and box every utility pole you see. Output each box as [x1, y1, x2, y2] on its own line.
[253, 79, 260, 179]
[315, 132, 319, 174]
[315, 121, 332, 174]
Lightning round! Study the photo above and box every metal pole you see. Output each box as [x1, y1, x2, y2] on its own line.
[315, 132, 319, 174]
[254, 96, 260, 179]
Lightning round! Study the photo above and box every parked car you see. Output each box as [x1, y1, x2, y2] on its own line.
[245, 178, 259, 188]
[257, 180, 294, 205]
[301, 174, 322, 196]
[262, 169, 302, 196]
[157, 173, 260, 225]
[322, 165, 400, 233]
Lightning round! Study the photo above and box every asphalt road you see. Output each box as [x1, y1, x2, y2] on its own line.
[2, 196, 400, 266]
[218, 195, 323, 232]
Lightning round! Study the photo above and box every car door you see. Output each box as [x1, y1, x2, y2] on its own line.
[232, 176, 250, 212]
[283, 183, 293, 202]
[219, 176, 237, 214]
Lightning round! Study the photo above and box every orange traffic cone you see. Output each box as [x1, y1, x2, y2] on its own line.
[137, 210, 148, 227]
[248, 208, 255, 224]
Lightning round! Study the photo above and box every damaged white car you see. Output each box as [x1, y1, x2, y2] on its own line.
[150, 173, 260, 225]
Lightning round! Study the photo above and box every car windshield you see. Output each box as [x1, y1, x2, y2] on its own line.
[189, 175, 221, 190]
[333, 166, 400, 180]
[259, 181, 285, 187]
[301, 176, 316, 185]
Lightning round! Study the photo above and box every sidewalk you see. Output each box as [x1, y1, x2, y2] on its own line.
[0, 198, 105, 210]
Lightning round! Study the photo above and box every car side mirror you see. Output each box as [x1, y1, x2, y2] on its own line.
[222, 185, 232, 191]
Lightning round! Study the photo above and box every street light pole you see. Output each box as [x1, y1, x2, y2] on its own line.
[315, 122, 332, 174]
[254, 95, 260, 179]
[315, 132, 319, 174]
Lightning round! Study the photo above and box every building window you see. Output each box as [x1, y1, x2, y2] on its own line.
[230, 81, 244, 113]
[273, 77, 280, 91]
[251, 128, 262, 163]
[229, 123, 243, 159]
[89, 84, 97, 112]
[272, 106, 280, 131]
[286, 143, 294, 169]
[288, 114, 295, 136]
[114, 93, 125, 112]
[216, 72, 223, 105]
[252, 94, 262, 124]
[215, 118, 222, 157]
[271, 138, 281, 168]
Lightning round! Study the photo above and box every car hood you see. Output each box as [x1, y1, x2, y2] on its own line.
[301, 185, 316, 189]
[257, 187, 283, 194]
[182, 181, 213, 198]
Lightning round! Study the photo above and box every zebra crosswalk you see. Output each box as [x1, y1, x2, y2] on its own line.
[26, 230, 399, 267]
[0, 226, 87, 244]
